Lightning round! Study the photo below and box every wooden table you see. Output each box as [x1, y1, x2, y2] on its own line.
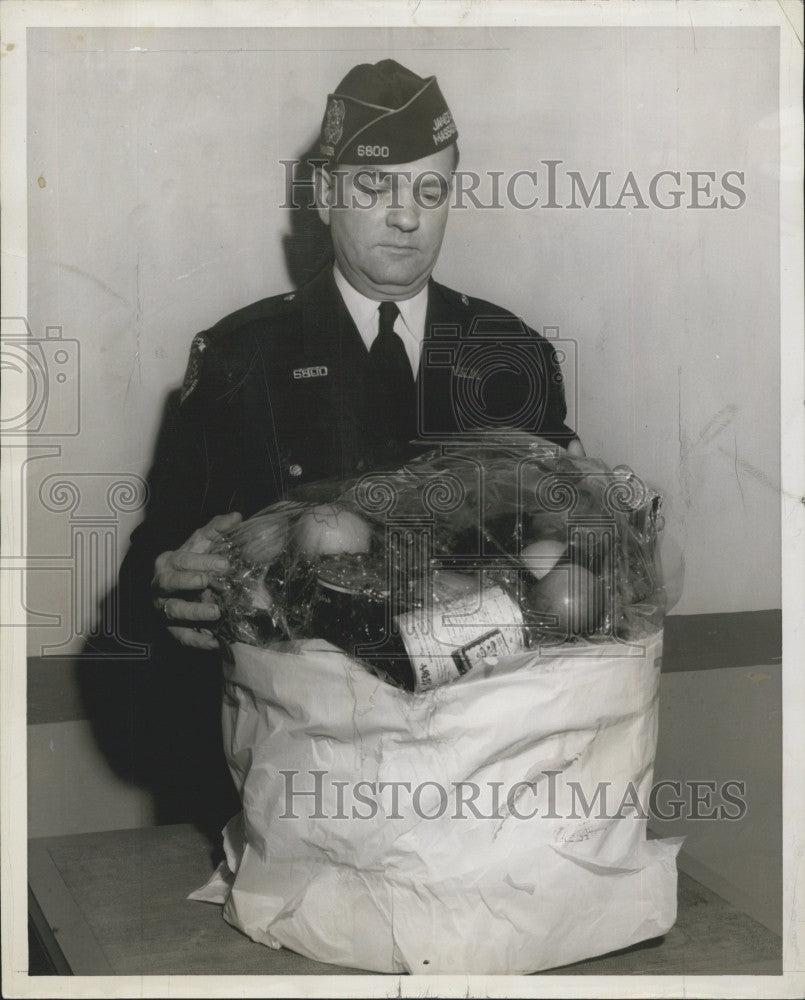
[29, 823, 781, 977]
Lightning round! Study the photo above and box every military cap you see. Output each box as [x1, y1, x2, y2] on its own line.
[319, 59, 458, 166]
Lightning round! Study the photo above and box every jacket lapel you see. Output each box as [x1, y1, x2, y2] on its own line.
[300, 267, 378, 472]
[301, 265, 369, 391]
[419, 278, 463, 439]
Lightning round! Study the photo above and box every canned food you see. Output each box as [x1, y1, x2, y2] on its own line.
[310, 558, 414, 689]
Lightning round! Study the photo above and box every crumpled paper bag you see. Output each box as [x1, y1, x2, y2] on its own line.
[191, 631, 680, 974]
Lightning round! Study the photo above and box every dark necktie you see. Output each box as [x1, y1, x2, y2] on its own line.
[370, 301, 412, 387]
[368, 301, 416, 453]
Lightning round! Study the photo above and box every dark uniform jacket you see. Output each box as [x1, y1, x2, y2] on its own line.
[113, 264, 576, 831]
[125, 264, 574, 589]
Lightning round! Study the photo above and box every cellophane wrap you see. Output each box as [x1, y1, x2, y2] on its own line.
[209, 430, 670, 686]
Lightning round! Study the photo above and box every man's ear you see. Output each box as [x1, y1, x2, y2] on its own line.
[314, 166, 333, 227]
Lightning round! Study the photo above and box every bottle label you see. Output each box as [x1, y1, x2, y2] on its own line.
[396, 585, 525, 692]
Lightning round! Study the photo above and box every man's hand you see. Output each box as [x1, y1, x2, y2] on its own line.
[152, 512, 242, 650]
[567, 437, 586, 458]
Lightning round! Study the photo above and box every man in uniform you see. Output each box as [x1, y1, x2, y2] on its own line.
[117, 60, 582, 827]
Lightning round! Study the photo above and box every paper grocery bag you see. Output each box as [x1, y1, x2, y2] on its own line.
[191, 632, 680, 974]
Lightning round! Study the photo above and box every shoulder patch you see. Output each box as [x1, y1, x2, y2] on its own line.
[180, 333, 208, 404]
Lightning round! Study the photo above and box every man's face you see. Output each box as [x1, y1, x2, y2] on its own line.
[316, 146, 455, 300]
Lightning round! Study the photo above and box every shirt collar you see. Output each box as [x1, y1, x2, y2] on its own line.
[333, 264, 382, 336]
[333, 264, 429, 365]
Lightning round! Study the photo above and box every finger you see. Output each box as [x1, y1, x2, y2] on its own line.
[153, 551, 231, 594]
[163, 598, 221, 623]
[205, 575, 232, 595]
[155, 568, 224, 594]
[205, 511, 243, 533]
[155, 555, 232, 593]
[157, 570, 210, 593]
[170, 551, 232, 574]
[189, 512, 244, 550]
[167, 626, 221, 651]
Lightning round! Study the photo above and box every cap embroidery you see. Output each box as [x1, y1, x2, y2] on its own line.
[323, 98, 345, 147]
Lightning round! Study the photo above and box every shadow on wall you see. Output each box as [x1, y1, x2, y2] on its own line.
[76, 151, 332, 845]
[282, 136, 333, 287]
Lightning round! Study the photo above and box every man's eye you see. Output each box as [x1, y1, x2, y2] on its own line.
[418, 187, 442, 206]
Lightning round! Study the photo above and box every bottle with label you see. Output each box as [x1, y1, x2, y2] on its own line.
[393, 582, 526, 691]
[309, 558, 526, 692]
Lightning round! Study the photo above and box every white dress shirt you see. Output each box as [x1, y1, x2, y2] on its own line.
[333, 265, 428, 378]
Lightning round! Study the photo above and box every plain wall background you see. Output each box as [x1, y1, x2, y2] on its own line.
[25, 25, 780, 656]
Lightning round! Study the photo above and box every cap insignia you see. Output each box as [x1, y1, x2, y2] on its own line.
[323, 98, 346, 147]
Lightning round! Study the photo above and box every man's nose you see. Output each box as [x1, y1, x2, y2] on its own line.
[386, 197, 420, 232]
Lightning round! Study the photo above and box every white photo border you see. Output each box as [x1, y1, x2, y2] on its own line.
[2, 2, 803, 998]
